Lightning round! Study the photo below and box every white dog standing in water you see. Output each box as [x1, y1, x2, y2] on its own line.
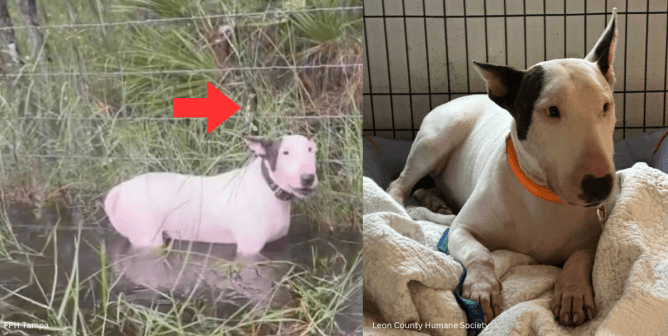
[104, 135, 318, 257]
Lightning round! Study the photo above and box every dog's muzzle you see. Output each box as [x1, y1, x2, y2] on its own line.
[293, 173, 317, 196]
[293, 187, 315, 196]
[260, 159, 317, 200]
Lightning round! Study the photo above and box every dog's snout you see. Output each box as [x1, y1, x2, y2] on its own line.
[301, 173, 316, 187]
[579, 174, 613, 203]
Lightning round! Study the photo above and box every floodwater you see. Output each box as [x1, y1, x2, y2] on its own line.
[0, 203, 362, 335]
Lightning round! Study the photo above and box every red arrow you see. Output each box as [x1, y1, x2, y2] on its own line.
[172, 82, 240, 134]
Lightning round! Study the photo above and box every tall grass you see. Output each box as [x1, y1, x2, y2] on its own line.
[0, 0, 362, 230]
[0, 0, 362, 334]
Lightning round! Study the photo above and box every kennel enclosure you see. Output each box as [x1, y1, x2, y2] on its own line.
[363, 0, 668, 142]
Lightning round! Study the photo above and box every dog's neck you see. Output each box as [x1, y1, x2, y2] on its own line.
[506, 133, 562, 204]
[507, 128, 551, 183]
[260, 158, 295, 201]
[508, 130, 549, 185]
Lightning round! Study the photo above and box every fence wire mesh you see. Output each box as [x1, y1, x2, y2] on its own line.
[363, 0, 668, 141]
[0, 2, 363, 227]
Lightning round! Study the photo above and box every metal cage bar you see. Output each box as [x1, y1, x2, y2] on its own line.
[363, 0, 668, 141]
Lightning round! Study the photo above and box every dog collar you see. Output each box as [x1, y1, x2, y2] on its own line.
[506, 134, 562, 203]
[260, 159, 295, 201]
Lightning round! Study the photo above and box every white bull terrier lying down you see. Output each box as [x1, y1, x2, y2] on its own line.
[387, 9, 620, 327]
[104, 135, 318, 257]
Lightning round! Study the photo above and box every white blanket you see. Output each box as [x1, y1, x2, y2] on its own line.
[363, 163, 668, 336]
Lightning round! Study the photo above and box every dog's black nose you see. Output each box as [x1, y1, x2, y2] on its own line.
[301, 173, 316, 187]
[580, 174, 613, 203]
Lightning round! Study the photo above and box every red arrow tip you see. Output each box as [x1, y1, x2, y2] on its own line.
[172, 82, 240, 134]
[205, 83, 240, 134]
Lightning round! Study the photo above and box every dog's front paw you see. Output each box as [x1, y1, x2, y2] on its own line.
[550, 273, 596, 326]
[462, 268, 503, 323]
[386, 183, 408, 206]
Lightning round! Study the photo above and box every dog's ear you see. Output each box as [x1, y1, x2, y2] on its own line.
[472, 61, 525, 111]
[245, 136, 273, 156]
[585, 8, 617, 86]
[245, 136, 282, 171]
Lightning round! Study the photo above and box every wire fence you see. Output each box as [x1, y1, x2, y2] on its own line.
[0, 2, 363, 225]
[8, 153, 360, 164]
[0, 63, 363, 77]
[0, 6, 363, 31]
[363, 0, 668, 141]
[7, 115, 362, 120]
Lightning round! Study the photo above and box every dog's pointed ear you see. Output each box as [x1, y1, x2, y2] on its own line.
[245, 136, 273, 156]
[472, 60, 525, 110]
[585, 8, 617, 86]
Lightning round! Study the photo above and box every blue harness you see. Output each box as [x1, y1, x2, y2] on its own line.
[437, 228, 486, 335]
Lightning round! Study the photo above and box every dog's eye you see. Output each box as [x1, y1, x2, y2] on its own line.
[283, 151, 289, 155]
[548, 106, 560, 118]
[603, 103, 609, 112]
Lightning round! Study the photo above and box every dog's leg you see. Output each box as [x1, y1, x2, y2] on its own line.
[387, 133, 458, 206]
[236, 241, 264, 255]
[413, 188, 452, 214]
[128, 234, 165, 248]
[235, 236, 266, 265]
[121, 215, 165, 249]
[448, 224, 503, 323]
[550, 247, 597, 326]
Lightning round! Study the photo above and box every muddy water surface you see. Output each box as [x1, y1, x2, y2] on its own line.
[0, 204, 361, 335]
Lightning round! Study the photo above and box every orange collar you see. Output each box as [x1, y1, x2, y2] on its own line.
[506, 134, 562, 204]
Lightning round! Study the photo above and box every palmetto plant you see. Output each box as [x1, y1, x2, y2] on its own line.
[288, 0, 361, 43]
